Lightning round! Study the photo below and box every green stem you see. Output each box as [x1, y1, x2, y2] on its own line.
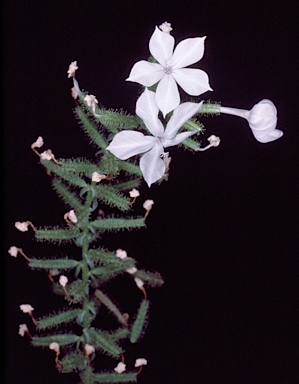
[82, 189, 93, 329]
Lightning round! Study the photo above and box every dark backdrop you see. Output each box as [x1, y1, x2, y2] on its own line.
[4, 1, 299, 383]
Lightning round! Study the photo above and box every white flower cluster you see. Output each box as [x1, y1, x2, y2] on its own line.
[105, 23, 283, 187]
[68, 23, 283, 188]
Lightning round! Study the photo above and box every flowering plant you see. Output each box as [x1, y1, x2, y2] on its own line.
[10, 22, 283, 384]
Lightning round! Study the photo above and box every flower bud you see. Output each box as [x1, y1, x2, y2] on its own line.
[247, 99, 283, 143]
[84, 344, 95, 356]
[220, 100, 283, 144]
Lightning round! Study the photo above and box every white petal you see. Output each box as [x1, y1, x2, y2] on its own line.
[170, 37, 206, 68]
[163, 130, 198, 148]
[156, 75, 180, 118]
[136, 89, 164, 137]
[251, 129, 283, 143]
[149, 26, 175, 67]
[164, 101, 203, 139]
[172, 68, 212, 96]
[140, 142, 165, 187]
[126, 60, 164, 87]
[106, 131, 156, 160]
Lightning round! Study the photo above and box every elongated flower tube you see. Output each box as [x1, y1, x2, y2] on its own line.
[106, 89, 203, 187]
[127, 25, 211, 117]
[220, 99, 283, 143]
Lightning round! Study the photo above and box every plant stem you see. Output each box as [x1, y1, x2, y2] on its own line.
[82, 189, 93, 329]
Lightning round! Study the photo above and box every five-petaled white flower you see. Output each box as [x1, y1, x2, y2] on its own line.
[220, 99, 283, 143]
[106, 89, 203, 187]
[126, 26, 211, 117]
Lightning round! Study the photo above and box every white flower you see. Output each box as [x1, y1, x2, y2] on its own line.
[49, 342, 60, 353]
[143, 199, 154, 211]
[220, 100, 283, 143]
[31, 136, 44, 149]
[18, 324, 29, 337]
[84, 94, 98, 108]
[67, 61, 78, 78]
[116, 249, 127, 259]
[126, 267, 137, 274]
[84, 344, 95, 356]
[107, 89, 203, 186]
[84, 95, 102, 118]
[40, 149, 54, 160]
[129, 188, 140, 198]
[8, 246, 19, 257]
[92, 172, 107, 182]
[134, 277, 144, 289]
[68, 210, 78, 223]
[135, 358, 147, 367]
[159, 22, 172, 34]
[15, 221, 29, 232]
[207, 135, 221, 147]
[64, 210, 78, 224]
[20, 304, 34, 313]
[59, 275, 68, 287]
[126, 26, 211, 117]
[114, 362, 126, 373]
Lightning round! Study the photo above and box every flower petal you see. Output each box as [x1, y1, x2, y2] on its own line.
[162, 130, 198, 148]
[149, 26, 175, 67]
[164, 101, 203, 139]
[140, 142, 165, 187]
[251, 129, 283, 143]
[156, 74, 180, 117]
[106, 131, 155, 160]
[136, 89, 164, 137]
[126, 60, 164, 87]
[170, 37, 206, 68]
[172, 68, 212, 96]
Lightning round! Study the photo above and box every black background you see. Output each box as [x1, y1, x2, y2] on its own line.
[3, 1, 299, 383]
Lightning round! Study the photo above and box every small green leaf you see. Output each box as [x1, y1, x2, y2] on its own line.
[32, 334, 79, 346]
[130, 300, 149, 343]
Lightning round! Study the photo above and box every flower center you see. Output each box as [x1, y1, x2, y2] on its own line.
[164, 65, 172, 75]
